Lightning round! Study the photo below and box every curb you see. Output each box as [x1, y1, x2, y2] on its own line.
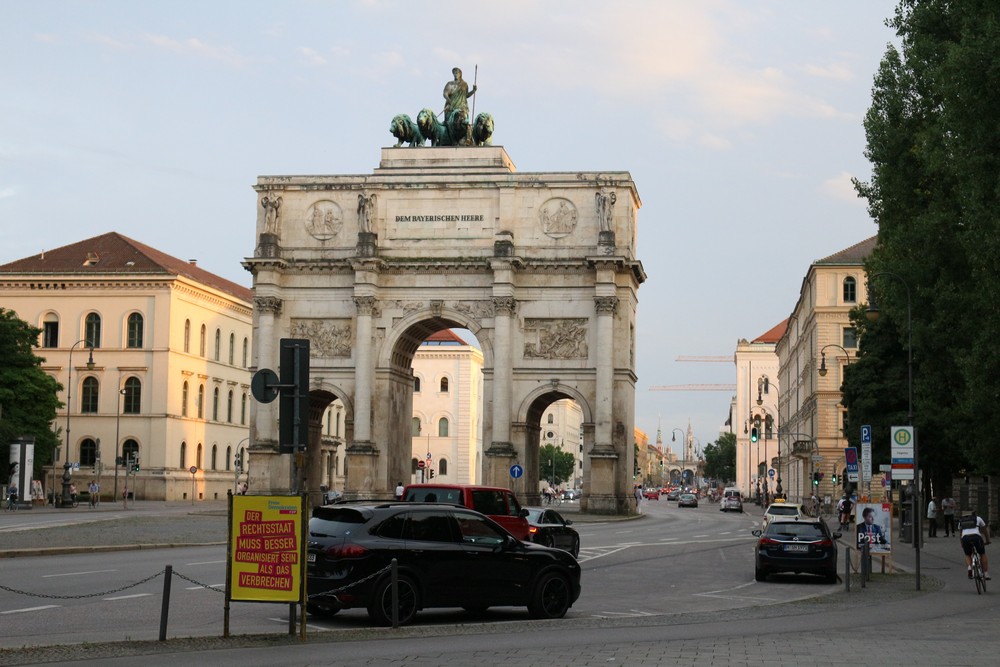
[0, 542, 227, 559]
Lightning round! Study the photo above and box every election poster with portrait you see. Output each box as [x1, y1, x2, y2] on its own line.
[855, 502, 892, 554]
[229, 495, 304, 602]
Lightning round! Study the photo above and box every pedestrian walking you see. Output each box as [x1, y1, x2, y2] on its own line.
[634, 484, 643, 513]
[394, 481, 404, 500]
[927, 496, 939, 537]
[942, 495, 956, 536]
[88, 479, 99, 508]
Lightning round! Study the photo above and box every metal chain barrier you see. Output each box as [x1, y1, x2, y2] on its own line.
[171, 569, 225, 593]
[0, 569, 164, 600]
[306, 562, 393, 600]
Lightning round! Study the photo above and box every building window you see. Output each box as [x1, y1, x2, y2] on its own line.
[196, 443, 203, 469]
[242, 337, 249, 367]
[438, 417, 449, 437]
[81, 377, 99, 413]
[241, 393, 247, 425]
[229, 333, 235, 365]
[80, 438, 98, 466]
[42, 315, 59, 348]
[843, 327, 858, 349]
[182, 381, 189, 417]
[200, 324, 206, 357]
[411, 417, 421, 436]
[127, 313, 144, 348]
[184, 320, 191, 353]
[123, 377, 141, 414]
[85, 313, 101, 349]
[226, 445, 232, 471]
[213, 387, 220, 421]
[414, 376, 421, 393]
[411, 458, 419, 474]
[214, 329, 221, 361]
[211, 444, 218, 471]
[122, 440, 138, 463]
[439, 458, 448, 475]
[843, 276, 857, 303]
[439, 377, 449, 393]
[227, 390, 234, 423]
[547, 414, 554, 424]
[180, 441, 187, 468]
[197, 385, 204, 419]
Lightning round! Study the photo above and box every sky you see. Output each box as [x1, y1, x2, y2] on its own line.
[1, 1, 898, 458]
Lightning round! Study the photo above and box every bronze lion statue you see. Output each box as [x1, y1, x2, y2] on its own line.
[447, 108, 471, 146]
[472, 112, 494, 146]
[417, 108, 451, 146]
[390, 114, 423, 147]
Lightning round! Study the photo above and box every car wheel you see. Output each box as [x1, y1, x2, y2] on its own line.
[367, 575, 419, 626]
[570, 536, 580, 559]
[754, 567, 767, 582]
[306, 602, 340, 617]
[528, 571, 572, 619]
[539, 534, 554, 548]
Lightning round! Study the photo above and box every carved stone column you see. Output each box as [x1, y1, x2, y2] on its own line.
[489, 296, 516, 450]
[593, 295, 618, 449]
[253, 296, 282, 445]
[352, 296, 376, 445]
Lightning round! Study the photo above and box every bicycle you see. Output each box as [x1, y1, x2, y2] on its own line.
[972, 549, 986, 594]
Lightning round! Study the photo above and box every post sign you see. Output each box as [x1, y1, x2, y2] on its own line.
[844, 447, 859, 483]
[229, 495, 304, 603]
[890, 426, 915, 481]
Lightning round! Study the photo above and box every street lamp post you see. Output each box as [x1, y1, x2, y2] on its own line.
[818, 344, 853, 499]
[670, 428, 685, 486]
[114, 387, 126, 500]
[866, 270, 919, 590]
[60, 340, 94, 508]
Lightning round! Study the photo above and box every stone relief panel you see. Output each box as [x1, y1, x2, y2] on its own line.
[523, 318, 588, 359]
[290, 319, 353, 358]
[539, 198, 578, 239]
[453, 300, 495, 319]
[305, 200, 344, 241]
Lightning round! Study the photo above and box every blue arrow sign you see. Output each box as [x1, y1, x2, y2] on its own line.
[510, 464, 524, 479]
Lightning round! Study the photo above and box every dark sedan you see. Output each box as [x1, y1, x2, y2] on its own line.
[307, 503, 582, 625]
[524, 507, 580, 558]
[678, 493, 699, 508]
[752, 518, 841, 583]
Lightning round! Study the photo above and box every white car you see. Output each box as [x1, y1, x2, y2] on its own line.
[762, 502, 806, 527]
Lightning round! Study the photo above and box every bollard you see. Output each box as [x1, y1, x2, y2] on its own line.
[159, 565, 172, 641]
[844, 546, 851, 592]
[391, 558, 399, 628]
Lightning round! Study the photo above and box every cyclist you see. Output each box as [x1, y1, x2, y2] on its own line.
[959, 511, 991, 580]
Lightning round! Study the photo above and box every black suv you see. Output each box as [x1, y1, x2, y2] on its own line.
[752, 518, 841, 583]
[306, 502, 582, 626]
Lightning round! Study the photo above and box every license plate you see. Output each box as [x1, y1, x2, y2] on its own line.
[784, 544, 809, 552]
[307, 553, 316, 563]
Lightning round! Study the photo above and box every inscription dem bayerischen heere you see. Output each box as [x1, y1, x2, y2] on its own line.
[395, 214, 484, 222]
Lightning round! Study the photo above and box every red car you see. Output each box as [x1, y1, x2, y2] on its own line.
[643, 489, 660, 500]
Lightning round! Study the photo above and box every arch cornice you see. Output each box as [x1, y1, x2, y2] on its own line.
[516, 382, 593, 425]
[376, 306, 494, 369]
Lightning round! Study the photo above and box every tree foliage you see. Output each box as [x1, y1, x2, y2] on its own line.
[703, 432, 736, 484]
[849, 1, 1000, 489]
[0, 309, 62, 480]
[538, 443, 575, 486]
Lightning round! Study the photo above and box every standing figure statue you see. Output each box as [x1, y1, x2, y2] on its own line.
[595, 190, 616, 233]
[261, 193, 282, 234]
[443, 67, 477, 117]
[357, 192, 377, 234]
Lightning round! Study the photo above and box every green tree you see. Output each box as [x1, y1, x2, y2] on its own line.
[538, 443, 575, 486]
[703, 432, 736, 484]
[852, 1, 1000, 488]
[0, 309, 62, 480]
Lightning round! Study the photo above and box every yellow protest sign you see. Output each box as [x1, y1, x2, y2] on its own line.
[229, 495, 303, 602]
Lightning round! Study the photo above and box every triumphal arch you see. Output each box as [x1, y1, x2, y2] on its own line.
[243, 141, 644, 513]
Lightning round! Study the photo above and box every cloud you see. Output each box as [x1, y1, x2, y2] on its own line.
[143, 34, 247, 67]
[0, 186, 18, 200]
[33, 33, 58, 44]
[821, 171, 865, 204]
[88, 33, 134, 51]
[802, 62, 854, 82]
[298, 47, 327, 66]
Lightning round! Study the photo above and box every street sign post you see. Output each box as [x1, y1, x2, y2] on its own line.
[890, 426, 915, 481]
[510, 464, 524, 479]
[844, 447, 859, 483]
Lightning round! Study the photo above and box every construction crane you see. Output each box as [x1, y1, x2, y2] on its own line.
[675, 356, 731, 362]
[648, 384, 736, 391]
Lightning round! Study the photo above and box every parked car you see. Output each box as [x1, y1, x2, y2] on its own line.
[402, 484, 530, 540]
[719, 488, 743, 513]
[643, 488, 660, 500]
[762, 501, 806, 528]
[678, 493, 699, 508]
[752, 518, 841, 583]
[306, 503, 582, 625]
[524, 507, 580, 558]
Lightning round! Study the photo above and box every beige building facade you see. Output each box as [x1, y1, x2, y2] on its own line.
[0, 233, 253, 501]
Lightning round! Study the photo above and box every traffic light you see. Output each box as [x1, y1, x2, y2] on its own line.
[279, 338, 310, 454]
[429, 469, 436, 479]
[812, 472, 820, 486]
[133, 458, 140, 473]
[832, 473, 838, 484]
[750, 427, 759, 443]
[234, 452, 243, 472]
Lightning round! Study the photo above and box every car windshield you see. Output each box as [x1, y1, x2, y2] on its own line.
[309, 507, 369, 537]
[766, 523, 826, 541]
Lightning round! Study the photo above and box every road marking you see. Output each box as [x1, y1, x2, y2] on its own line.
[591, 610, 655, 618]
[43, 569, 117, 578]
[268, 617, 326, 631]
[187, 560, 226, 566]
[1, 605, 60, 614]
[694, 581, 777, 602]
[104, 593, 153, 601]
[186, 584, 225, 590]
[693, 534, 709, 538]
